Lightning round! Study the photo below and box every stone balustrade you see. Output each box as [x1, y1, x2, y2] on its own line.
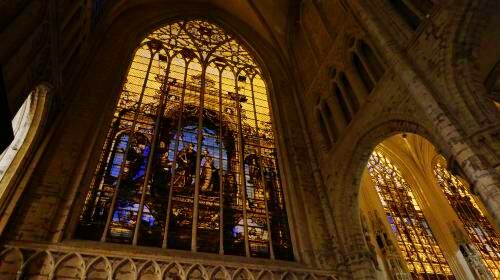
[0, 242, 337, 280]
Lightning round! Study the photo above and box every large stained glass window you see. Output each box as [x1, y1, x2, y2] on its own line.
[367, 151, 455, 279]
[433, 162, 500, 277]
[76, 20, 293, 260]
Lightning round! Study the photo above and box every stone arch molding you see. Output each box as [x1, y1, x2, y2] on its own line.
[0, 245, 337, 280]
[330, 120, 436, 274]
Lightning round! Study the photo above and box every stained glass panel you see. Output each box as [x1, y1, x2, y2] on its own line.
[367, 151, 455, 279]
[76, 20, 292, 260]
[433, 162, 500, 278]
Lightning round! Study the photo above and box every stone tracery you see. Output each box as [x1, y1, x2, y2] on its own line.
[76, 19, 292, 260]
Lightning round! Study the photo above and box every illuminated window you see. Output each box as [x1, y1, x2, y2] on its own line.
[367, 151, 455, 279]
[433, 162, 500, 277]
[76, 20, 293, 260]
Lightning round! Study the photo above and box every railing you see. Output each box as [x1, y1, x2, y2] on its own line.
[0, 242, 337, 280]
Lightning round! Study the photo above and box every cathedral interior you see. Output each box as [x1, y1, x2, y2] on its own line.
[1, 0, 500, 279]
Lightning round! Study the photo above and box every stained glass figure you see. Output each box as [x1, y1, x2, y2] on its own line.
[76, 20, 293, 260]
[367, 151, 455, 279]
[433, 162, 500, 278]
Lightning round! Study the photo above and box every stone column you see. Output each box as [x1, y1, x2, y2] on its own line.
[345, 0, 500, 226]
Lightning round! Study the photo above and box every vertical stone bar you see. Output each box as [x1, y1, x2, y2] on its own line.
[218, 67, 225, 255]
[235, 73, 251, 257]
[191, 64, 207, 252]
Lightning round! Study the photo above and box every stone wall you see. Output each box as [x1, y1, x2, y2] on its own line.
[0, 0, 499, 279]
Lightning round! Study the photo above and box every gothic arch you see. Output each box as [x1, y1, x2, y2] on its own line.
[185, 264, 208, 280]
[113, 258, 137, 280]
[0, 247, 23, 279]
[52, 253, 85, 280]
[162, 262, 184, 280]
[137, 260, 161, 280]
[31, 4, 310, 266]
[86, 256, 112, 280]
[255, 270, 272, 280]
[232, 268, 254, 280]
[210, 266, 230, 280]
[332, 120, 436, 275]
[20, 250, 54, 279]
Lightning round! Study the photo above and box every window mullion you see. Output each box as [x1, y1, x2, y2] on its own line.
[235, 73, 251, 257]
[191, 63, 207, 252]
[218, 68, 224, 255]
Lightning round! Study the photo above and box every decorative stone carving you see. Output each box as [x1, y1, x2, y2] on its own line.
[0, 245, 337, 280]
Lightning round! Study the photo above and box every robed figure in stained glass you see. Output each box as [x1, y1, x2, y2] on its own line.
[172, 143, 196, 192]
[200, 149, 219, 193]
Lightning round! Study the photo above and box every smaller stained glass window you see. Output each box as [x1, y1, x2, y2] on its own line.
[367, 151, 455, 279]
[433, 162, 500, 278]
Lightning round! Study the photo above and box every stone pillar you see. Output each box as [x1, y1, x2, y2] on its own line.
[345, 0, 500, 226]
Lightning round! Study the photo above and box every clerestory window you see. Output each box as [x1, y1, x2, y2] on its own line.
[433, 162, 500, 278]
[367, 151, 455, 279]
[76, 20, 293, 260]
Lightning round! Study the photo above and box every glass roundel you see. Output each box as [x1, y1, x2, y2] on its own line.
[76, 20, 293, 260]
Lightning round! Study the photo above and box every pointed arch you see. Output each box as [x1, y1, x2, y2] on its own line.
[86, 256, 112, 280]
[209, 266, 230, 280]
[137, 260, 161, 280]
[52, 253, 85, 280]
[232, 268, 254, 280]
[280, 271, 297, 280]
[20, 250, 54, 280]
[185, 264, 207, 280]
[255, 270, 273, 280]
[113, 258, 137, 280]
[0, 247, 23, 279]
[162, 262, 184, 280]
[75, 18, 293, 260]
